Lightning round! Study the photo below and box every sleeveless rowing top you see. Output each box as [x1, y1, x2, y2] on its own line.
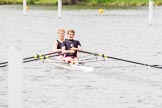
[61, 39, 81, 57]
[56, 40, 62, 49]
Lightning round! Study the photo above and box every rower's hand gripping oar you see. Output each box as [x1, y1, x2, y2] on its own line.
[0, 51, 61, 68]
[79, 50, 162, 69]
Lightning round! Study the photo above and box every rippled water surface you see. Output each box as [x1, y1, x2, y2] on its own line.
[0, 5, 162, 108]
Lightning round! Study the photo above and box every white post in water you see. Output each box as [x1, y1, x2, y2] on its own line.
[58, 0, 62, 19]
[23, 0, 27, 15]
[8, 47, 23, 108]
[149, 0, 154, 25]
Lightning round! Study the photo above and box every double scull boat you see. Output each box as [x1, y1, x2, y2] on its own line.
[45, 58, 94, 72]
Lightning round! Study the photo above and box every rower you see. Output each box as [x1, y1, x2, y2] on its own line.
[53, 28, 65, 60]
[61, 29, 81, 64]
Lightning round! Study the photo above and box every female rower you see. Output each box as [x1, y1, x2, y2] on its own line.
[53, 28, 65, 60]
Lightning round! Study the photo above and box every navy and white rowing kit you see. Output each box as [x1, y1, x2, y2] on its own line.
[61, 39, 81, 57]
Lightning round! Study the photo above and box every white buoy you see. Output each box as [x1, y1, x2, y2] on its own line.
[23, 0, 27, 15]
[58, 0, 62, 19]
[8, 47, 23, 108]
[149, 0, 154, 25]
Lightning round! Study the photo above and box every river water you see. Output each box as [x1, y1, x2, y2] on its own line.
[0, 5, 162, 108]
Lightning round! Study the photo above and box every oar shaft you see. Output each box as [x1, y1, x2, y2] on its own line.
[23, 54, 59, 63]
[0, 64, 8, 68]
[80, 50, 162, 69]
[0, 62, 8, 65]
[23, 51, 61, 60]
[23, 58, 39, 63]
[0, 51, 61, 68]
[108, 56, 162, 69]
[23, 53, 66, 63]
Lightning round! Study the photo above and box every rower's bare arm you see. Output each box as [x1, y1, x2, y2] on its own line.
[53, 41, 62, 52]
[77, 45, 81, 51]
[53, 41, 58, 51]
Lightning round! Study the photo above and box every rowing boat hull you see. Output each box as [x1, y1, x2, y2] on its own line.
[45, 59, 94, 72]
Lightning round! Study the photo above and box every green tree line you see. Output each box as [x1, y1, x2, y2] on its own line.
[0, 0, 162, 6]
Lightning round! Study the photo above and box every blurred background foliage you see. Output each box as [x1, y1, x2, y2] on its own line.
[0, 0, 162, 6]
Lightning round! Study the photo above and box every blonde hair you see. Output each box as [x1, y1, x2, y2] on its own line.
[67, 29, 75, 35]
[58, 28, 65, 33]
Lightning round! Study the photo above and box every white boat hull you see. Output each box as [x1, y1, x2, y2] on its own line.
[45, 59, 94, 72]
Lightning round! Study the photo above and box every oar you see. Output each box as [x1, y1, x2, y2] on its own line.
[0, 62, 8, 65]
[79, 50, 162, 69]
[23, 53, 63, 63]
[0, 64, 8, 68]
[0, 51, 61, 68]
[23, 51, 61, 60]
[23, 52, 69, 63]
